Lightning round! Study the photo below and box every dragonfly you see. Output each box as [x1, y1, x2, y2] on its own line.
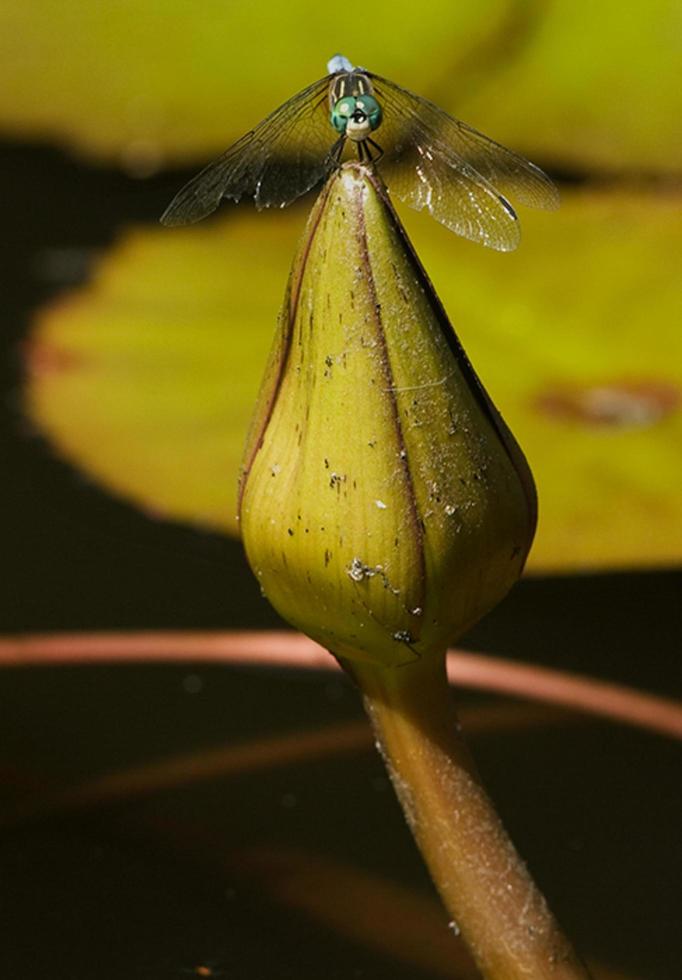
[161, 54, 559, 251]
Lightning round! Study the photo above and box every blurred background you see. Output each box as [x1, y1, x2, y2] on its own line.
[0, 2, 680, 978]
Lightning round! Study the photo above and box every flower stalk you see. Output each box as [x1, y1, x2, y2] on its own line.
[239, 163, 590, 978]
[351, 653, 590, 978]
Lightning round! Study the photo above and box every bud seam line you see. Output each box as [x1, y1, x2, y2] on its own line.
[355, 183, 427, 631]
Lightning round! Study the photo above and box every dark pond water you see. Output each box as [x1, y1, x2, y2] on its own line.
[1, 140, 680, 979]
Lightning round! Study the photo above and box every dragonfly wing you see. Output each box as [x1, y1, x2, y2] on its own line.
[161, 75, 335, 226]
[378, 130, 521, 251]
[160, 132, 256, 226]
[369, 74, 558, 249]
[445, 119, 560, 211]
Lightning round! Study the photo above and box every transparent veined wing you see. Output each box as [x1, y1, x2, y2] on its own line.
[369, 74, 559, 250]
[161, 75, 336, 226]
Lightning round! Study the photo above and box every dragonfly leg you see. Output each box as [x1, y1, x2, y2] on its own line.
[366, 137, 384, 163]
[326, 136, 346, 169]
[356, 138, 384, 165]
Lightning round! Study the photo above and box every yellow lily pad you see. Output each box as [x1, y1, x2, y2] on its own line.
[448, 0, 682, 174]
[0, 1, 678, 173]
[408, 191, 682, 570]
[0, 0, 507, 165]
[26, 213, 299, 529]
[24, 188, 682, 572]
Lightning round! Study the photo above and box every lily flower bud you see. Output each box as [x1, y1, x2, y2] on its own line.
[238, 163, 536, 667]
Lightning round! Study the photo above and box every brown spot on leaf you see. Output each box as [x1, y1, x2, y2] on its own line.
[536, 379, 680, 428]
[24, 340, 85, 376]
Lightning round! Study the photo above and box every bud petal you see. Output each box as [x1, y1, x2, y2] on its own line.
[239, 164, 536, 666]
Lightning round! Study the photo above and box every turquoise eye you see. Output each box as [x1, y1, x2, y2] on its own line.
[331, 98, 356, 133]
[355, 95, 382, 131]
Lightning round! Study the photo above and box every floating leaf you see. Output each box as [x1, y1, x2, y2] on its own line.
[24, 187, 682, 571]
[25, 212, 297, 528]
[0, 0, 508, 166]
[0, 1, 678, 174]
[447, 0, 682, 175]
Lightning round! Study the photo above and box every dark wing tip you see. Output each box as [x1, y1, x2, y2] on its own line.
[499, 195, 518, 220]
[159, 205, 185, 227]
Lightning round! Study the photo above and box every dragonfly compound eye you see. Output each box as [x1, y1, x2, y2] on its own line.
[331, 98, 357, 133]
[355, 95, 382, 132]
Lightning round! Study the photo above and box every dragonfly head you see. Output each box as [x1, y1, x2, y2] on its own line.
[331, 94, 382, 141]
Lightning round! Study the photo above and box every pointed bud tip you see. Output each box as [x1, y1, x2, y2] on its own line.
[239, 164, 536, 667]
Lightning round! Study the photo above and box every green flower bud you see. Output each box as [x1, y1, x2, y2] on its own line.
[238, 163, 536, 667]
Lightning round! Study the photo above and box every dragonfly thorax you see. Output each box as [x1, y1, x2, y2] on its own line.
[331, 94, 382, 142]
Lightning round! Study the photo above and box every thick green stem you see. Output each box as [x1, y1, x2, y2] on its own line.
[345, 653, 591, 980]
